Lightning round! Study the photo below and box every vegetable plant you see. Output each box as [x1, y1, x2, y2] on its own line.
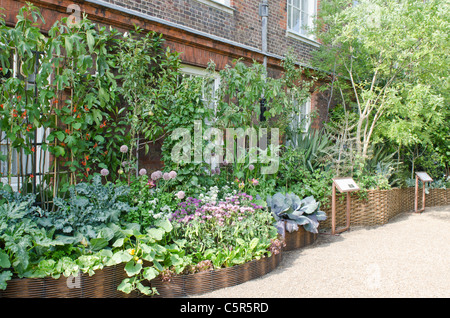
[267, 192, 327, 236]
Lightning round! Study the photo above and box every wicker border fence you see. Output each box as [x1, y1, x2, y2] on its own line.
[321, 187, 450, 230]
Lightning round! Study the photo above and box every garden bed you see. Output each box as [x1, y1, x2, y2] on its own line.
[0, 253, 282, 298]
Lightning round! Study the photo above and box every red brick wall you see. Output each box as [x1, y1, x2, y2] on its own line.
[101, 0, 319, 65]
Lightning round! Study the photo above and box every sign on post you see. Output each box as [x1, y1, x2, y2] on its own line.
[415, 172, 433, 213]
[331, 178, 360, 235]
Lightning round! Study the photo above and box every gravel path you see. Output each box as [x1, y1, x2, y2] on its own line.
[192, 205, 450, 298]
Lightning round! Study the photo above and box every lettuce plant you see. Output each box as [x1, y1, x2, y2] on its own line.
[267, 192, 327, 236]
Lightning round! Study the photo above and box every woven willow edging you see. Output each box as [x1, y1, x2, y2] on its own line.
[321, 188, 450, 229]
[0, 264, 139, 298]
[148, 252, 282, 298]
[0, 253, 283, 298]
[283, 226, 318, 251]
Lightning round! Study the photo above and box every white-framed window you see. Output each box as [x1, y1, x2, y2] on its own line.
[179, 64, 221, 125]
[212, 0, 230, 5]
[0, 50, 50, 191]
[179, 65, 223, 172]
[286, 96, 312, 147]
[292, 97, 311, 133]
[287, 0, 317, 42]
[194, 0, 234, 14]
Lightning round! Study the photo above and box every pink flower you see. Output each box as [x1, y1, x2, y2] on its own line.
[250, 178, 259, 185]
[151, 171, 162, 181]
[169, 171, 177, 179]
[175, 191, 185, 200]
[147, 180, 156, 188]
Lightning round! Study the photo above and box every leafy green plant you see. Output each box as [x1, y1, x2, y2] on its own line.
[39, 175, 133, 242]
[0, 190, 66, 287]
[267, 192, 327, 235]
[107, 218, 188, 296]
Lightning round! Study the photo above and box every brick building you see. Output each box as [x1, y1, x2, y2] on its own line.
[1, 0, 333, 171]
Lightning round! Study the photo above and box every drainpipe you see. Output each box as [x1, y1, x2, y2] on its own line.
[259, 0, 269, 71]
[259, 0, 269, 123]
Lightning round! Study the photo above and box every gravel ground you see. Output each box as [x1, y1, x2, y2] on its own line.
[192, 205, 450, 298]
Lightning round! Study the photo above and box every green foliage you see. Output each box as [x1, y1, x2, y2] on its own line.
[115, 27, 181, 163]
[39, 175, 133, 240]
[313, 0, 449, 168]
[276, 129, 333, 204]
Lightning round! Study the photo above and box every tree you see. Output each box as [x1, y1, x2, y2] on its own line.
[313, 0, 449, 167]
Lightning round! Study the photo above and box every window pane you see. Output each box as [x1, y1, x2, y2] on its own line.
[287, 3, 292, 30]
[301, 0, 308, 13]
[293, 0, 301, 8]
[301, 10, 309, 35]
[292, 7, 300, 33]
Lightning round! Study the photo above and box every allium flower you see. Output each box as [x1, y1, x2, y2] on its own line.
[248, 164, 255, 171]
[163, 172, 170, 180]
[175, 191, 185, 200]
[139, 168, 147, 176]
[168, 171, 177, 179]
[120, 145, 128, 153]
[100, 168, 109, 176]
[151, 171, 162, 181]
[215, 167, 221, 175]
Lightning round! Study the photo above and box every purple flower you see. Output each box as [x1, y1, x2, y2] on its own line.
[163, 172, 170, 180]
[215, 167, 221, 175]
[248, 164, 255, 171]
[139, 168, 147, 176]
[100, 168, 109, 176]
[120, 145, 128, 153]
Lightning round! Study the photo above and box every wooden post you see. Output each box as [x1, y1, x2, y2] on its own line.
[331, 178, 360, 235]
[415, 175, 419, 213]
[346, 192, 351, 230]
[331, 182, 336, 235]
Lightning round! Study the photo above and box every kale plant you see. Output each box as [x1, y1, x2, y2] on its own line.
[267, 192, 327, 235]
[0, 190, 64, 289]
[40, 176, 134, 241]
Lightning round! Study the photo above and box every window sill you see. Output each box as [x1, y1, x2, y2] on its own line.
[194, 0, 235, 15]
[286, 30, 320, 48]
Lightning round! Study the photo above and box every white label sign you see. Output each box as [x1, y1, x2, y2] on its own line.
[416, 172, 433, 182]
[333, 178, 360, 193]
